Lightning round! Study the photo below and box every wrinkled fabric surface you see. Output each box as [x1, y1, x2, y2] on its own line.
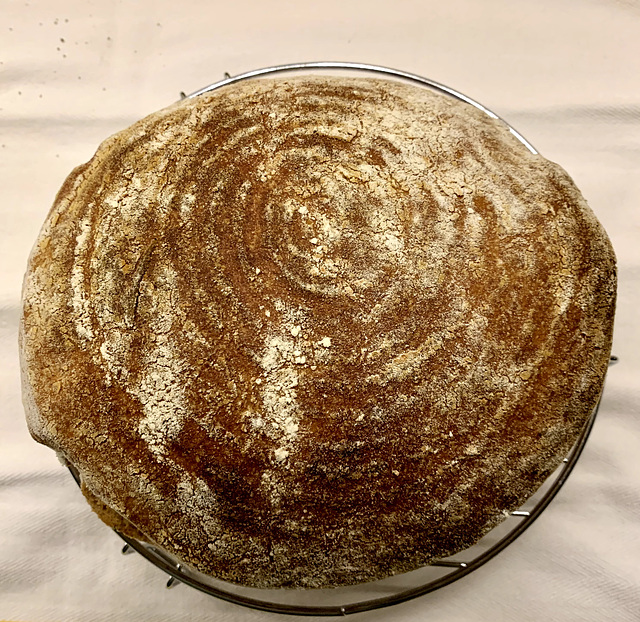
[1, 1, 639, 621]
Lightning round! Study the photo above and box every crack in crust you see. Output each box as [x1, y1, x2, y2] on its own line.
[20, 76, 616, 589]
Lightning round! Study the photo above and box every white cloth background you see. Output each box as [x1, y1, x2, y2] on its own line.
[1, 0, 639, 620]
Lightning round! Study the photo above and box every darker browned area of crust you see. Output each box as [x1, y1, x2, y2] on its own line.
[21, 77, 617, 589]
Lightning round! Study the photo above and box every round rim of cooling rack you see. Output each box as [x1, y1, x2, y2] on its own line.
[182, 61, 538, 155]
[70, 393, 603, 616]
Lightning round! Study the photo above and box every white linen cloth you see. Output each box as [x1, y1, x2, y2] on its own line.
[1, 1, 639, 620]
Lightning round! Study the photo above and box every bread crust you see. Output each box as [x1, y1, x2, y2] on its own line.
[20, 76, 616, 588]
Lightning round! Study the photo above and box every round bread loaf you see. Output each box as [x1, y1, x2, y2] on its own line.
[20, 75, 616, 589]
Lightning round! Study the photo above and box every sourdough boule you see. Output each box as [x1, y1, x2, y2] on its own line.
[20, 75, 616, 588]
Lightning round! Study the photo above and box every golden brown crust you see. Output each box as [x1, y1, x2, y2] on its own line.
[20, 76, 616, 588]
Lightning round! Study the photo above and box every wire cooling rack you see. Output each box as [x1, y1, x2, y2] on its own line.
[182, 61, 539, 155]
[69, 62, 617, 615]
[70, 359, 613, 616]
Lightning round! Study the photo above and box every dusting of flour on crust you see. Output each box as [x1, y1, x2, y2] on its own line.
[133, 264, 188, 459]
[70, 214, 95, 340]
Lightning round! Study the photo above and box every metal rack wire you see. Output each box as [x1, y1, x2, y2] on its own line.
[182, 61, 539, 154]
[69, 60, 617, 614]
[71, 356, 611, 615]
[67, 373, 616, 615]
